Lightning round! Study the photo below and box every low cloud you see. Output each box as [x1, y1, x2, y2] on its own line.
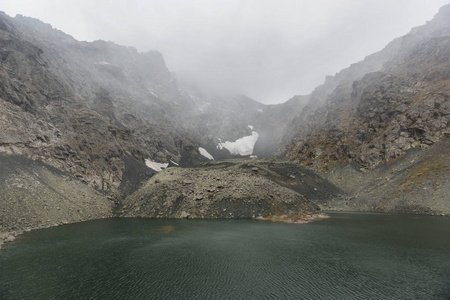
[3, 0, 449, 103]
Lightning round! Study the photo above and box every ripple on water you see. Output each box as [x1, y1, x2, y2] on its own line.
[1, 215, 450, 299]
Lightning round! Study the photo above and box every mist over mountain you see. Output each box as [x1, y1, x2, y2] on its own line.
[0, 11, 307, 194]
[282, 4, 450, 168]
[279, 4, 450, 212]
[2, 1, 448, 104]
[0, 3, 449, 240]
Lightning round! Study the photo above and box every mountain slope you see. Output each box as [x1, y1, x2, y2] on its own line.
[280, 4, 450, 214]
[0, 12, 196, 193]
[0, 12, 304, 198]
[0, 12, 322, 241]
[1, 3, 450, 238]
[283, 5, 450, 171]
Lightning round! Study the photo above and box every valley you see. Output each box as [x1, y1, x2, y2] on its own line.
[1, 4, 449, 247]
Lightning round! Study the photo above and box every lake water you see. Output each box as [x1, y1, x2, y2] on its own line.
[1, 213, 450, 299]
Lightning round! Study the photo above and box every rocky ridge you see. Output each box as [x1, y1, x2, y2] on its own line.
[282, 5, 450, 173]
[119, 159, 340, 219]
[0, 12, 193, 195]
[277, 5, 450, 215]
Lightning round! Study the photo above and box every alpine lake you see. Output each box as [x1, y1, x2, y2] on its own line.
[1, 213, 450, 299]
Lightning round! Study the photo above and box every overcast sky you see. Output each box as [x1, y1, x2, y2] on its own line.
[2, 0, 449, 103]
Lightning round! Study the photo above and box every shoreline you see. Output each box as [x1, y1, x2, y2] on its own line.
[4, 211, 450, 248]
[256, 212, 330, 224]
[0, 212, 330, 248]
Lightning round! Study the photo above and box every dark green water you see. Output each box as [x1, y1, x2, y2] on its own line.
[1, 213, 450, 299]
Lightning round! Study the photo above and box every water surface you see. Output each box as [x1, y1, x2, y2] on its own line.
[1, 213, 450, 299]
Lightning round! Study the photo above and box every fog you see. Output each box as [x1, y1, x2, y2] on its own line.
[2, 0, 449, 103]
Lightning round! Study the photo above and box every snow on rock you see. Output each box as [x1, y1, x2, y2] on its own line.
[145, 159, 169, 172]
[217, 131, 259, 156]
[199, 147, 214, 160]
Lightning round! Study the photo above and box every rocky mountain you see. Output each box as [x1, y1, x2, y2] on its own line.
[0, 12, 190, 194]
[279, 4, 450, 214]
[1, 4, 450, 243]
[282, 5, 450, 171]
[0, 12, 305, 198]
[0, 11, 309, 240]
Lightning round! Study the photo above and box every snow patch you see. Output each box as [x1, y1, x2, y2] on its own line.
[248, 125, 254, 130]
[145, 159, 169, 172]
[217, 131, 259, 156]
[257, 108, 263, 113]
[199, 147, 214, 160]
[169, 160, 179, 166]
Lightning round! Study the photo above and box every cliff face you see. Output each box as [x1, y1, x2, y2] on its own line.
[278, 5, 450, 215]
[282, 5, 450, 173]
[0, 12, 193, 195]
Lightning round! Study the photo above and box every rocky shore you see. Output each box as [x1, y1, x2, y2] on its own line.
[0, 154, 113, 247]
[1, 157, 342, 247]
[256, 212, 330, 224]
[322, 138, 450, 215]
[2, 139, 449, 248]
